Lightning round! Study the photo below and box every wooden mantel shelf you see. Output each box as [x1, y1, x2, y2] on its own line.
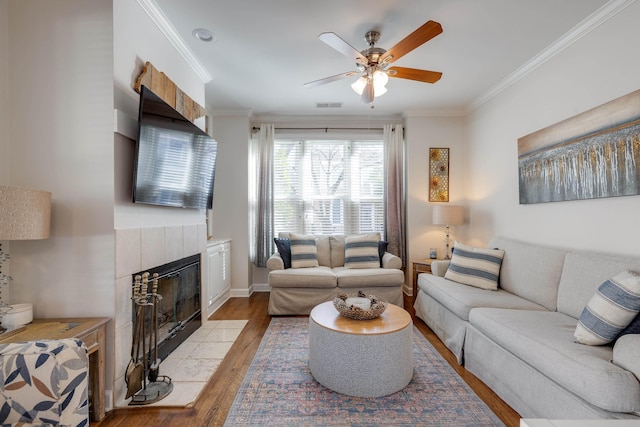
[134, 61, 206, 123]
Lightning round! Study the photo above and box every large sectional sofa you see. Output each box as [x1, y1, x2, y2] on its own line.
[414, 237, 640, 420]
[267, 232, 404, 315]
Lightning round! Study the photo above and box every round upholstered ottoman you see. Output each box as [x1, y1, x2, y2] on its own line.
[308, 301, 413, 398]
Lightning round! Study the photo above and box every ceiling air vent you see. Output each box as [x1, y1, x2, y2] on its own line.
[316, 102, 343, 109]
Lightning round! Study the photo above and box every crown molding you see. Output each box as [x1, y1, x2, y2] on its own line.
[137, 0, 213, 83]
[251, 114, 403, 124]
[403, 108, 467, 118]
[467, 0, 636, 113]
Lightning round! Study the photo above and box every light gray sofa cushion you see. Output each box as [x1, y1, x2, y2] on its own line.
[557, 252, 640, 319]
[333, 266, 404, 288]
[329, 235, 346, 267]
[489, 237, 567, 311]
[469, 308, 640, 413]
[418, 274, 547, 321]
[268, 266, 336, 288]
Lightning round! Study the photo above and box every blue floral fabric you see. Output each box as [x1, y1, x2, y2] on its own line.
[0, 338, 89, 427]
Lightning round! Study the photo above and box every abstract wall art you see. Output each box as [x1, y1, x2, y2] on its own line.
[429, 148, 449, 202]
[518, 89, 640, 204]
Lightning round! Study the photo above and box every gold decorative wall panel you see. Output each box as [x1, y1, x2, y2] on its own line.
[429, 148, 449, 202]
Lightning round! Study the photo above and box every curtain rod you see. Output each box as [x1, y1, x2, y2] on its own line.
[251, 126, 395, 133]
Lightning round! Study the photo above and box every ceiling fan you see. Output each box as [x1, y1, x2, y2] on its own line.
[304, 20, 443, 104]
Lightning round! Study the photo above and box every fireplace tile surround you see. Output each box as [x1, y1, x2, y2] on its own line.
[114, 224, 208, 407]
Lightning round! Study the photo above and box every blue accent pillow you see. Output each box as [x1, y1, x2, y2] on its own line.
[273, 238, 291, 269]
[289, 233, 319, 268]
[574, 270, 640, 345]
[378, 240, 388, 267]
[444, 241, 505, 290]
[619, 313, 640, 338]
[345, 234, 380, 269]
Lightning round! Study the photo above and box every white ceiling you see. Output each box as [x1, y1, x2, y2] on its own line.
[152, 0, 612, 118]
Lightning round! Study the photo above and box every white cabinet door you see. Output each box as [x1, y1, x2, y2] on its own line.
[207, 241, 231, 307]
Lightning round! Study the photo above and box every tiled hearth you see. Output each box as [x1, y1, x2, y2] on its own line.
[114, 224, 208, 407]
[140, 319, 248, 407]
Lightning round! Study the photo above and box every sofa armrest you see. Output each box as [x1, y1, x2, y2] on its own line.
[267, 253, 285, 271]
[613, 334, 640, 380]
[431, 260, 451, 277]
[381, 252, 402, 269]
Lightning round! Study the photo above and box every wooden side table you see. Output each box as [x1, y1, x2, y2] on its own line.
[0, 317, 110, 422]
[413, 259, 436, 299]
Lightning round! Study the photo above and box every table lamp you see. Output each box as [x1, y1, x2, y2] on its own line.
[0, 186, 51, 332]
[432, 205, 464, 259]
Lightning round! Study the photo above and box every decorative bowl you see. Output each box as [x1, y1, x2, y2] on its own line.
[332, 291, 387, 320]
[2, 303, 33, 329]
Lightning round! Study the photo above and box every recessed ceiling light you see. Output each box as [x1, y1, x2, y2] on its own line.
[192, 28, 216, 43]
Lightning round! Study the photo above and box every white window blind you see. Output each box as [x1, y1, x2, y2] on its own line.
[273, 139, 384, 236]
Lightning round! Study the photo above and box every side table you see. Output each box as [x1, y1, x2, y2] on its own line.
[0, 317, 110, 422]
[308, 301, 413, 397]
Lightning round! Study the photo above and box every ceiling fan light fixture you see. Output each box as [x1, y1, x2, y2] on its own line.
[373, 70, 389, 86]
[351, 76, 368, 95]
[352, 71, 388, 99]
[374, 85, 387, 97]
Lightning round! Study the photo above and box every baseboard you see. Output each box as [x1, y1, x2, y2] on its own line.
[230, 288, 252, 298]
[105, 390, 113, 413]
[252, 283, 270, 292]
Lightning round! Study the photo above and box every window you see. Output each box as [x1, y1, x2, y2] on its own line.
[273, 139, 384, 236]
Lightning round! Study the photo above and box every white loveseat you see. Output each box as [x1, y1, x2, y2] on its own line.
[267, 233, 404, 315]
[414, 237, 640, 420]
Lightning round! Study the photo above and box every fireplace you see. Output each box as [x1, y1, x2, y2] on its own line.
[132, 254, 202, 362]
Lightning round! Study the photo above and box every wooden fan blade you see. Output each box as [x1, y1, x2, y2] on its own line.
[303, 71, 360, 88]
[380, 20, 442, 64]
[361, 81, 374, 104]
[319, 32, 368, 65]
[387, 67, 442, 83]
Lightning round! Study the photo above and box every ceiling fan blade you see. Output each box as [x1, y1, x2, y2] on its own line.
[380, 20, 442, 64]
[303, 71, 360, 88]
[361, 81, 374, 104]
[387, 67, 442, 83]
[319, 32, 368, 65]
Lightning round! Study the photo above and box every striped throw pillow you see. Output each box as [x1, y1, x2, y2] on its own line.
[289, 233, 319, 268]
[574, 270, 640, 345]
[444, 242, 505, 290]
[344, 234, 380, 269]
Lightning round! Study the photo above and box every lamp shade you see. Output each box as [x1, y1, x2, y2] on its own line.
[0, 186, 51, 240]
[432, 205, 464, 226]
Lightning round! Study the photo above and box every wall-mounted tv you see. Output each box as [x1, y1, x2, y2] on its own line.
[132, 85, 217, 209]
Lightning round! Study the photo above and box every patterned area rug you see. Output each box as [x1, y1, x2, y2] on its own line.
[224, 317, 505, 426]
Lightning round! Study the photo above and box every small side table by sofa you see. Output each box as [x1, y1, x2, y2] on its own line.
[0, 317, 110, 422]
[413, 259, 438, 300]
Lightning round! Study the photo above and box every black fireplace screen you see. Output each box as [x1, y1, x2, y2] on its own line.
[132, 254, 201, 361]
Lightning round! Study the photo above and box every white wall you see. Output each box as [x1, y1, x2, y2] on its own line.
[7, 0, 115, 317]
[466, 1, 640, 257]
[209, 113, 252, 294]
[405, 114, 467, 291]
[113, 0, 206, 229]
[0, 0, 7, 185]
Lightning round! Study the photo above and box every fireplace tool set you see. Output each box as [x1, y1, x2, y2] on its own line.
[125, 272, 173, 405]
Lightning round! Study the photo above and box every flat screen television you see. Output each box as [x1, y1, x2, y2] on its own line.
[132, 85, 217, 209]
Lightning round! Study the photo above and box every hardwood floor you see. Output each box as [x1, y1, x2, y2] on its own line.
[94, 292, 520, 427]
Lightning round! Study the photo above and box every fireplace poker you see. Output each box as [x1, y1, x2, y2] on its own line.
[148, 273, 161, 382]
